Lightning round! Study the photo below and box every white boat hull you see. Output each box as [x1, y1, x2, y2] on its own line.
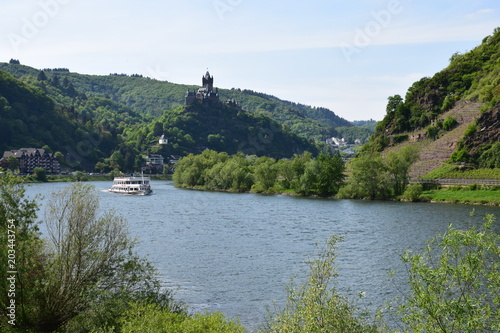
[109, 176, 153, 195]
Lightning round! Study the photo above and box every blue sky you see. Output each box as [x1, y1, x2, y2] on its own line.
[1, 0, 499, 121]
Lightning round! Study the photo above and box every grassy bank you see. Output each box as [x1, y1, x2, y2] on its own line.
[420, 187, 500, 205]
[423, 165, 500, 180]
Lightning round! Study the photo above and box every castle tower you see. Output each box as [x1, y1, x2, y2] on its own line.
[202, 71, 214, 91]
[185, 70, 219, 105]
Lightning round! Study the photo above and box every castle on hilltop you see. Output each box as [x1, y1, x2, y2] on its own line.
[185, 71, 220, 105]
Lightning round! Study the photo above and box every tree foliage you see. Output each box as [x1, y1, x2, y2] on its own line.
[0, 179, 183, 332]
[398, 214, 500, 332]
[40, 183, 130, 330]
[339, 146, 419, 199]
[0, 62, 351, 146]
[0, 173, 42, 330]
[262, 235, 379, 333]
[173, 150, 345, 196]
[100, 303, 245, 333]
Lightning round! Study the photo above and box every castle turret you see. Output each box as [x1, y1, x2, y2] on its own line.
[202, 71, 214, 91]
[185, 70, 220, 105]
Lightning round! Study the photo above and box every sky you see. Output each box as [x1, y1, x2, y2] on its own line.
[1, 0, 499, 121]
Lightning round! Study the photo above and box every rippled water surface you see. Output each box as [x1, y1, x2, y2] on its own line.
[26, 181, 500, 331]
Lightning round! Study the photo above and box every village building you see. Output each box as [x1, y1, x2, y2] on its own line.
[2, 148, 60, 174]
[145, 154, 165, 174]
[159, 134, 168, 145]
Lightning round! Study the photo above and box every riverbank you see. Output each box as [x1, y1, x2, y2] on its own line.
[419, 188, 500, 206]
[20, 174, 172, 183]
[175, 183, 500, 206]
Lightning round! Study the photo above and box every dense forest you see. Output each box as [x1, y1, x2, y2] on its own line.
[130, 101, 317, 158]
[0, 65, 321, 172]
[0, 62, 352, 142]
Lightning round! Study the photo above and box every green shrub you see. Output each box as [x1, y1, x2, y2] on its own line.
[449, 149, 468, 163]
[478, 142, 500, 168]
[463, 121, 477, 137]
[399, 215, 500, 333]
[468, 183, 479, 191]
[442, 116, 458, 131]
[114, 303, 244, 333]
[402, 184, 423, 202]
[262, 236, 379, 333]
[449, 185, 463, 191]
[425, 125, 439, 140]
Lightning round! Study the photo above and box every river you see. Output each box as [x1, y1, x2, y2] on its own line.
[24, 181, 500, 331]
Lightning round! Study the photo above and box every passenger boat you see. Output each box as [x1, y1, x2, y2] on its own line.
[109, 175, 152, 195]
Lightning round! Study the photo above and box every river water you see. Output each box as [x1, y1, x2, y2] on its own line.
[24, 181, 500, 331]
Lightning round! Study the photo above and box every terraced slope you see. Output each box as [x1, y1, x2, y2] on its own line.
[387, 101, 483, 178]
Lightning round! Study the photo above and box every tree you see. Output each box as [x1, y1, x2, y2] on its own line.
[42, 145, 52, 154]
[341, 152, 390, 200]
[40, 183, 131, 330]
[95, 161, 109, 174]
[37, 70, 47, 81]
[6, 155, 19, 172]
[110, 150, 125, 171]
[316, 153, 345, 196]
[251, 157, 277, 192]
[384, 145, 419, 196]
[262, 235, 379, 333]
[386, 95, 403, 115]
[0, 173, 43, 330]
[33, 167, 47, 182]
[294, 159, 320, 196]
[153, 121, 164, 137]
[398, 214, 500, 332]
[72, 170, 89, 181]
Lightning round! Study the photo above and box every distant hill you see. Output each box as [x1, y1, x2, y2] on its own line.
[0, 66, 317, 173]
[0, 70, 122, 170]
[0, 63, 351, 141]
[366, 27, 500, 176]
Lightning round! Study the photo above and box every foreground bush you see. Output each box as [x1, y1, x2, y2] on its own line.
[94, 303, 245, 333]
[261, 236, 380, 333]
[398, 214, 500, 332]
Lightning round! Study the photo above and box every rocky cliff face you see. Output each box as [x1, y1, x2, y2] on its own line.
[462, 103, 500, 157]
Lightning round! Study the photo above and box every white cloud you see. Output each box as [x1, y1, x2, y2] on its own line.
[466, 8, 494, 20]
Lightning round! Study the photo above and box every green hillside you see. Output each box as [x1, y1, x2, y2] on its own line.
[366, 27, 500, 177]
[0, 67, 317, 173]
[127, 100, 317, 158]
[0, 70, 122, 170]
[0, 63, 350, 142]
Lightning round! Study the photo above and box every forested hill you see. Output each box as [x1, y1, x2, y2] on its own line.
[129, 101, 317, 158]
[0, 63, 351, 141]
[0, 71, 134, 170]
[0, 68, 316, 172]
[367, 28, 500, 157]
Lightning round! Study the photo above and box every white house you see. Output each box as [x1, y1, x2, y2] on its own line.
[159, 134, 168, 145]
